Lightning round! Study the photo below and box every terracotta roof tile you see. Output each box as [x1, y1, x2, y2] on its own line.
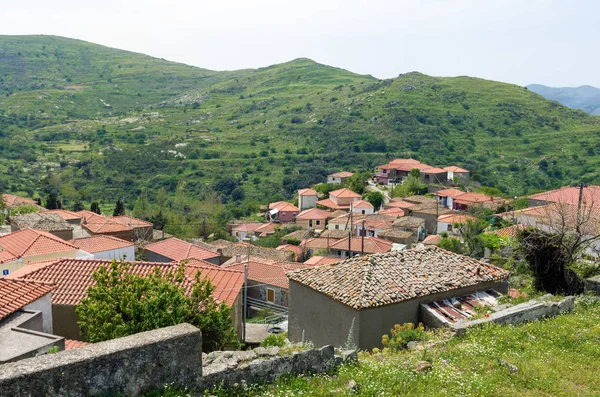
[232, 223, 263, 233]
[144, 237, 220, 262]
[329, 171, 354, 178]
[423, 235, 442, 245]
[437, 214, 476, 224]
[14, 258, 242, 306]
[1, 194, 41, 210]
[303, 256, 341, 266]
[224, 260, 315, 289]
[287, 246, 510, 309]
[71, 235, 134, 254]
[486, 224, 527, 238]
[268, 201, 300, 212]
[329, 188, 361, 199]
[378, 208, 405, 217]
[0, 228, 77, 263]
[65, 339, 89, 350]
[352, 200, 374, 209]
[316, 198, 348, 210]
[40, 209, 82, 222]
[110, 216, 153, 228]
[443, 166, 469, 173]
[80, 212, 133, 234]
[296, 208, 331, 220]
[329, 236, 393, 254]
[298, 188, 318, 196]
[276, 244, 303, 259]
[528, 185, 600, 205]
[0, 278, 55, 320]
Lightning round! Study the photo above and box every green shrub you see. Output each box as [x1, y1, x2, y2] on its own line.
[381, 322, 428, 351]
[260, 332, 288, 347]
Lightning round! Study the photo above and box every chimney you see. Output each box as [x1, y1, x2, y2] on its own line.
[235, 254, 242, 263]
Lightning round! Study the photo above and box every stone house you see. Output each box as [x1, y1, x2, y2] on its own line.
[287, 246, 510, 349]
[39, 210, 83, 226]
[10, 213, 74, 241]
[407, 203, 453, 234]
[392, 216, 427, 240]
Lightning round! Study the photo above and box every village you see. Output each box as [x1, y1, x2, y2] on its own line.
[2, 157, 599, 365]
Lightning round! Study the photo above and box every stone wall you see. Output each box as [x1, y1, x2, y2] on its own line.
[201, 345, 350, 391]
[0, 323, 202, 397]
[584, 276, 600, 295]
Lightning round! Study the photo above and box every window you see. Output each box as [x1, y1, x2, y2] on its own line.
[361, 210, 366, 215]
[2, 269, 8, 276]
[282, 212, 286, 216]
[309, 220, 313, 227]
[335, 225, 339, 230]
[267, 288, 275, 303]
[447, 224, 453, 231]
[316, 220, 321, 226]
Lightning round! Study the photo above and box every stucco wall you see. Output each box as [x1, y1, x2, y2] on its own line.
[411, 212, 438, 234]
[0, 324, 202, 397]
[24, 293, 53, 334]
[299, 195, 318, 210]
[288, 281, 360, 348]
[52, 304, 82, 340]
[93, 246, 136, 261]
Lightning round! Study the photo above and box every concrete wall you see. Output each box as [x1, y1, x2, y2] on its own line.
[52, 304, 82, 340]
[288, 281, 360, 348]
[289, 278, 508, 350]
[24, 293, 53, 334]
[411, 212, 438, 234]
[93, 246, 136, 261]
[145, 250, 174, 263]
[298, 195, 318, 210]
[0, 324, 202, 397]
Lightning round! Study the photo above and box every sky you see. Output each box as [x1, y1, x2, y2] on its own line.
[1, 0, 598, 87]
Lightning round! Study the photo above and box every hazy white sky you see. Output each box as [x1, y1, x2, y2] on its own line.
[1, 0, 597, 87]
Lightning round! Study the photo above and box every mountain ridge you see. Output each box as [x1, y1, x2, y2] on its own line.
[527, 84, 600, 115]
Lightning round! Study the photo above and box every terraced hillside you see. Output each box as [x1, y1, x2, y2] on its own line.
[1, 35, 599, 213]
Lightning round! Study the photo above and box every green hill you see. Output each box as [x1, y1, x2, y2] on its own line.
[1, 35, 599, 214]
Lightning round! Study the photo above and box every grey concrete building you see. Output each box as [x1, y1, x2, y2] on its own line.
[286, 246, 510, 349]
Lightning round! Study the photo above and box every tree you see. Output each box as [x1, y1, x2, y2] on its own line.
[363, 191, 384, 210]
[133, 189, 150, 219]
[76, 260, 238, 351]
[72, 201, 84, 212]
[391, 172, 428, 198]
[90, 201, 101, 214]
[45, 192, 61, 210]
[113, 199, 125, 216]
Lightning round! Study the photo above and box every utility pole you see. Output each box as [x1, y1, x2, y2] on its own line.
[202, 215, 207, 239]
[242, 262, 248, 344]
[361, 219, 365, 256]
[347, 231, 352, 259]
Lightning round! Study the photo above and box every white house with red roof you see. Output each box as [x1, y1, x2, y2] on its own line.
[327, 171, 354, 184]
[71, 235, 135, 260]
[297, 188, 319, 210]
[0, 228, 93, 276]
[317, 188, 361, 211]
[351, 200, 375, 215]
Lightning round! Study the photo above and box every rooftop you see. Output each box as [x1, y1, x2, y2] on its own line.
[392, 216, 426, 229]
[10, 213, 73, 232]
[144, 237, 220, 262]
[1, 194, 40, 210]
[378, 207, 405, 217]
[316, 198, 348, 210]
[377, 228, 414, 240]
[353, 200, 374, 209]
[296, 208, 331, 220]
[329, 188, 361, 199]
[80, 212, 133, 234]
[486, 224, 527, 238]
[423, 235, 442, 245]
[443, 166, 470, 173]
[13, 258, 243, 306]
[303, 256, 341, 266]
[437, 214, 477, 224]
[329, 236, 393, 254]
[287, 246, 510, 310]
[0, 228, 78, 263]
[268, 201, 300, 213]
[329, 171, 354, 178]
[298, 188, 318, 196]
[110, 216, 153, 228]
[224, 259, 315, 289]
[528, 185, 600, 206]
[0, 278, 55, 320]
[71, 235, 134, 254]
[39, 209, 82, 222]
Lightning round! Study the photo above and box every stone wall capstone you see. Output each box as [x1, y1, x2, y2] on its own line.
[0, 323, 202, 397]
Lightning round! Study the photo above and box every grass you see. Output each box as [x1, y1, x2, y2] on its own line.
[152, 296, 600, 396]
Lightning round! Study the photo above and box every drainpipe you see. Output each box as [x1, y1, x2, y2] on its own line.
[243, 262, 248, 344]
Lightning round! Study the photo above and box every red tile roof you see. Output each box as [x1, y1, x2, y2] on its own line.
[40, 209, 82, 222]
[486, 224, 527, 238]
[384, 200, 415, 210]
[329, 236, 393, 254]
[65, 339, 89, 350]
[303, 256, 341, 266]
[232, 223, 263, 233]
[329, 171, 354, 178]
[434, 188, 466, 199]
[1, 194, 41, 210]
[316, 198, 347, 210]
[528, 185, 600, 206]
[255, 223, 277, 237]
[269, 201, 300, 212]
[144, 238, 220, 262]
[110, 216, 153, 228]
[421, 167, 448, 174]
[437, 214, 476, 224]
[224, 260, 315, 289]
[0, 278, 55, 320]
[423, 235, 442, 245]
[443, 166, 469, 173]
[298, 188, 318, 196]
[14, 258, 242, 306]
[71, 235, 134, 254]
[378, 208, 405, 217]
[296, 208, 331, 220]
[287, 246, 510, 309]
[303, 237, 342, 250]
[329, 188, 361, 199]
[353, 200, 374, 209]
[80, 212, 133, 234]
[276, 244, 304, 259]
[0, 228, 78, 263]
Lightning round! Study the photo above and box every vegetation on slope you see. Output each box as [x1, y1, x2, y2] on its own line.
[151, 296, 600, 397]
[1, 35, 600, 229]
